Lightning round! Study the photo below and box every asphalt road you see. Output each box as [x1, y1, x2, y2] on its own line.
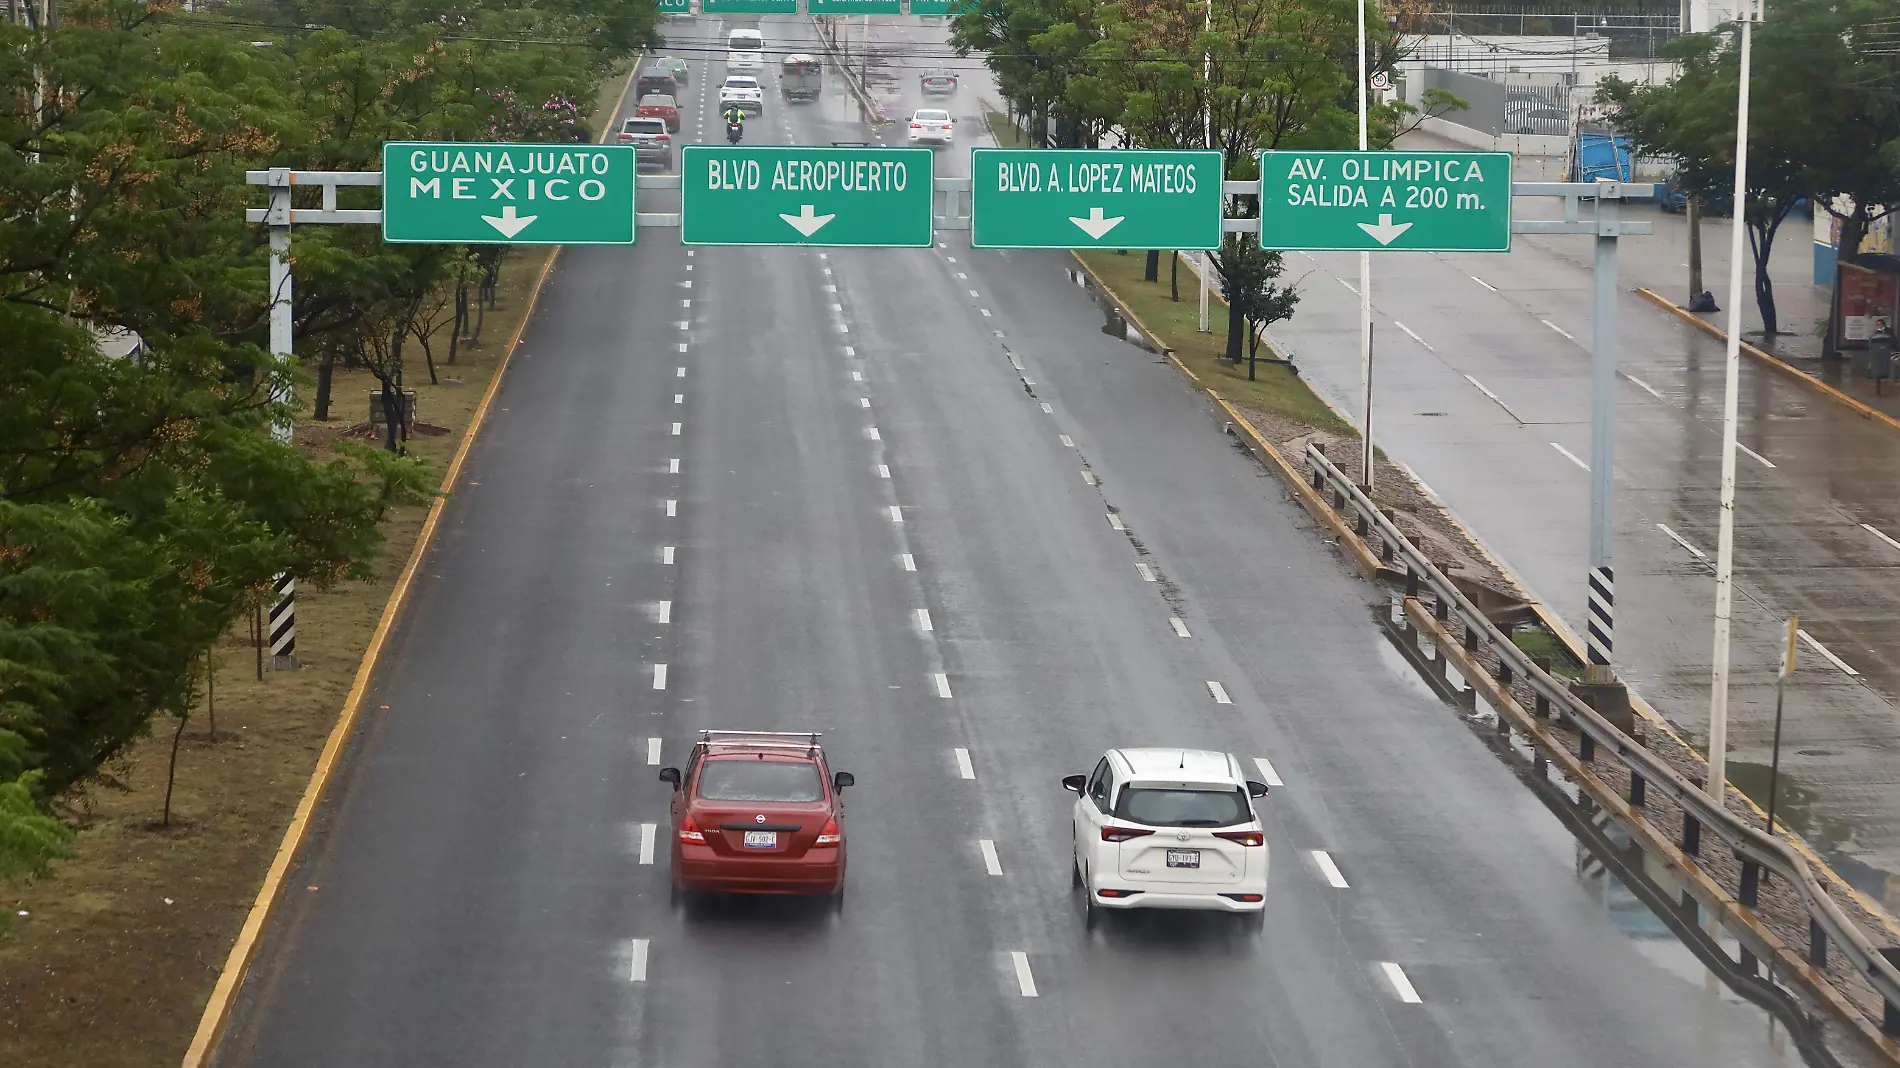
[216, 17, 1802, 1068]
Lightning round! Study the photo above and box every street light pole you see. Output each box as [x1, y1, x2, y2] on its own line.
[1199, 0, 1212, 334]
[1356, 0, 1374, 491]
[1707, 0, 1760, 814]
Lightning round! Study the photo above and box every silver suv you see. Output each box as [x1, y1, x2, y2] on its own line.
[617, 117, 672, 170]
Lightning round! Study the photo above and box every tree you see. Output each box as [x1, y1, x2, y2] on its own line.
[1215, 233, 1300, 376]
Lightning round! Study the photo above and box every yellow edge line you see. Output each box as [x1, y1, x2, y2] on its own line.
[1635, 288, 1900, 436]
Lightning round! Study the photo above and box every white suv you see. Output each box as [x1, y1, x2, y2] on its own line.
[719, 75, 763, 115]
[1064, 748, 1270, 929]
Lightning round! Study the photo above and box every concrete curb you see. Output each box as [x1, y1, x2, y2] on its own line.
[1635, 287, 1900, 437]
[175, 58, 636, 1068]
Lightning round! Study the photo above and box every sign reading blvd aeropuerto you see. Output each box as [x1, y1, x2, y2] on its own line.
[680, 145, 935, 247]
[970, 148, 1224, 250]
[1255, 150, 1513, 252]
[382, 142, 636, 245]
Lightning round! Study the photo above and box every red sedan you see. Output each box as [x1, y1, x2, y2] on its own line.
[661, 731, 854, 908]
[635, 93, 680, 132]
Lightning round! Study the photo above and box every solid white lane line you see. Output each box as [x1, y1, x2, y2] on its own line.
[1107, 512, 1126, 531]
[1394, 321, 1431, 351]
[1206, 680, 1233, 704]
[978, 839, 1002, 876]
[916, 608, 933, 632]
[1863, 523, 1900, 552]
[1040, 402, 1054, 414]
[1657, 523, 1708, 561]
[889, 505, 903, 523]
[860, 397, 872, 408]
[877, 464, 891, 478]
[1252, 756, 1284, 787]
[1471, 275, 1497, 291]
[1624, 373, 1664, 400]
[1011, 952, 1039, 997]
[1311, 849, 1350, 888]
[1798, 630, 1860, 676]
[1169, 617, 1191, 638]
[954, 746, 975, 777]
[653, 664, 668, 689]
[1081, 470, 1097, 485]
[671, 422, 682, 435]
[1059, 434, 1075, 447]
[1462, 374, 1521, 421]
[665, 500, 677, 517]
[674, 394, 684, 404]
[1136, 562, 1156, 582]
[1381, 962, 1422, 1003]
[646, 737, 663, 765]
[1738, 442, 1776, 468]
[662, 546, 675, 565]
[901, 553, 917, 571]
[657, 600, 672, 624]
[668, 458, 680, 474]
[638, 823, 657, 865]
[629, 939, 650, 982]
[1550, 442, 1589, 471]
[933, 673, 954, 699]
[1338, 277, 1359, 295]
[1542, 319, 1574, 341]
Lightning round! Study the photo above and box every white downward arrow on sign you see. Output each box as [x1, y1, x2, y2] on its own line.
[482, 205, 538, 238]
[1068, 207, 1125, 240]
[1356, 213, 1413, 246]
[780, 204, 836, 237]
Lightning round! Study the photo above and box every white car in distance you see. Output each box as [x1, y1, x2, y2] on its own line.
[1064, 748, 1270, 929]
[719, 75, 764, 115]
[908, 108, 953, 144]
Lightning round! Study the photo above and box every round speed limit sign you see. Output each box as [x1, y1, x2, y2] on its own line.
[1368, 70, 1392, 91]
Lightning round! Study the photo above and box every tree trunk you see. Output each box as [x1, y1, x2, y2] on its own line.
[1143, 250, 1160, 282]
[313, 347, 335, 421]
[450, 279, 468, 362]
[1686, 194, 1703, 298]
[1748, 214, 1786, 338]
[205, 648, 215, 741]
[1247, 323, 1259, 380]
[1170, 252, 1180, 302]
[161, 711, 187, 828]
[1225, 299, 1245, 362]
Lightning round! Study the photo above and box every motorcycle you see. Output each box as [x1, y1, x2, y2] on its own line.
[725, 119, 744, 144]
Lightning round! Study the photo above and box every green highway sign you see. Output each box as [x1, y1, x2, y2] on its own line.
[681, 145, 934, 247]
[1256, 150, 1513, 252]
[907, 0, 963, 11]
[811, 0, 902, 10]
[970, 148, 1224, 250]
[655, 0, 688, 11]
[702, 0, 797, 11]
[382, 142, 635, 245]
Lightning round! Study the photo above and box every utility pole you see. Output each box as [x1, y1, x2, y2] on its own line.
[1356, 0, 1374, 491]
[1199, 0, 1212, 333]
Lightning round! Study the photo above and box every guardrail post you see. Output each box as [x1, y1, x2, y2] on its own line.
[1434, 594, 1449, 623]
[1740, 860, 1759, 907]
[1532, 657, 1551, 718]
[1405, 569, 1419, 599]
[1381, 537, 1394, 566]
[1882, 948, 1900, 1036]
[1810, 917, 1827, 969]
[1463, 622, 1479, 654]
[1628, 771, 1645, 807]
[1533, 748, 1547, 778]
[1683, 812, 1700, 856]
[1579, 732, 1595, 763]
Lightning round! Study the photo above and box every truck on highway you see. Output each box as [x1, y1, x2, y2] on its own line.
[780, 54, 822, 102]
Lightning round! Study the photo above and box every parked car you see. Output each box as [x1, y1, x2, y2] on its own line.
[636, 93, 680, 132]
[920, 67, 958, 95]
[1658, 175, 1732, 217]
[617, 116, 673, 171]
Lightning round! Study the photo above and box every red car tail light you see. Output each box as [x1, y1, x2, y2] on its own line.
[910, 123, 923, 129]
[814, 817, 842, 846]
[1095, 888, 1143, 898]
[1101, 826, 1153, 843]
[941, 124, 953, 130]
[618, 133, 633, 142]
[657, 134, 670, 142]
[678, 815, 705, 843]
[1214, 830, 1264, 847]
[1220, 893, 1264, 902]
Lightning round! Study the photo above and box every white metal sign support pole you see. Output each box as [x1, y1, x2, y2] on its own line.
[1355, 0, 1373, 491]
[264, 168, 299, 670]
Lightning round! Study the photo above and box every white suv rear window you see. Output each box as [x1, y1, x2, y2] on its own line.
[1115, 786, 1249, 827]
[915, 110, 950, 122]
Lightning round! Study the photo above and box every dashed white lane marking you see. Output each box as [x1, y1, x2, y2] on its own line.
[686, 250, 694, 256]
[844, 346, 856, 357]
[662, 546, 675, 565]
[638, 823, 657, 865]
[1738, 442, 1776, 468]
[837, 323, 850, 333]
[889, 505, 904, 523]
[1136, 561, 1156, 582]
[823, 267, 833, 276]
[1081, 471, 1097, 485]
[868, 427, 882, 441]
[647, 737, 663, 765]
[1862, 522, 1900, 552]
[933, 673, 954, 699]
[978, 839, 1002, 875]
[681, 280, 692, 289]
[860, 397, 872, 408]
[878, 464, 891, 478]
[1542, 319, 1574, 341]
[1798, 630, 1860, 676]
[916, 608, 934, 632]
[1471, 275, 1497, 291]
[681, 299, 691, 308]
[665, 499, 677, 517]
[671, 422, 682, 435]
[1624, 373, 1664, 400]
[956, 272, 968, 280]
[1394, 321, 1432, 351]
[1011, 952, 1039, 997]
[677, 342, 688, 353]
[653, 664, 668, 690]
[1657, 523, 1707, 561]
[676, 320, 689, 330]
[657, 600, 672, 624]
[1040, 402, 1054, 414]
[968, 289, 980, 298]
[823, 284, 837, 293]
[1008, 354, 1024, 370]
[674, 394, 684, 404]
[1381, 962, 1422, 1003]
[676, 366, 686, 377]
[901, 553, 917, 572]
[1252, 756, 1284, 787]
[668, 458, 680, 474]
[830, 303, 843, 313]
[1059, 434, 1075, 447]
[1338, 277, 1359, 295]
[1206, 680, 1233, 704]
[629, 939, 650, 982]
[1550, 442, 1589, 471]
[1312, 850, 1350, 888]
[980, 308, 993, 317]
[953, 746, 975, 777]
[1169, 617, 1191, 638]
[851, 370, 863, 381]
[818, 252, 828, 259]
[1106, 512, 1126, 531]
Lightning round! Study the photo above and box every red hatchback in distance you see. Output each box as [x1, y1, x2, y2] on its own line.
[660, 731, 854, 908]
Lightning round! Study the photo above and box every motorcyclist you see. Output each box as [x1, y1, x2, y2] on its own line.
[722, 103, 745, 128]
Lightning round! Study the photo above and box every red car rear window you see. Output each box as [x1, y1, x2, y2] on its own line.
[697, 760, 823, 802]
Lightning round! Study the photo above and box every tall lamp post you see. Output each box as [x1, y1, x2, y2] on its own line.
[1356, 0, 1374, 490]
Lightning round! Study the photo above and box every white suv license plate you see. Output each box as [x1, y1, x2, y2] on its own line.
[743, 830, 777, 849]
[1166, 849, 1201, 869]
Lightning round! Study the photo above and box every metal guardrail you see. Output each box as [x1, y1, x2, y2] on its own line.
[1301, 442, 1900, 1052]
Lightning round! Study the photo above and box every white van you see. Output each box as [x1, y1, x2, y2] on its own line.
[727, 29, 764, 51]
